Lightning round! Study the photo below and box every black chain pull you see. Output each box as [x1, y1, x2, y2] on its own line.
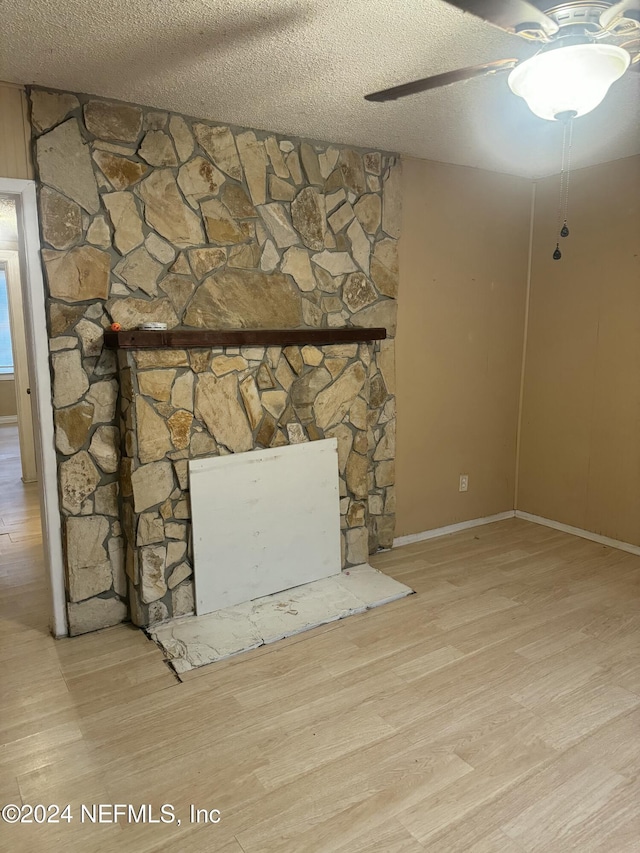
[553, 114, 575, 260]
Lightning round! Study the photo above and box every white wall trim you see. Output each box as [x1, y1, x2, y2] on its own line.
[0, 415, 18, 424]
[514, 510, 640, 557]
[393, 511, 516, 548]
[0, 178, 67, 637]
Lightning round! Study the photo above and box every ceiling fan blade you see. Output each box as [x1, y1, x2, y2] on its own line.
[600, 0, 640, 29]
[443, 0, 558, 39]
[365, 58, 519, 102]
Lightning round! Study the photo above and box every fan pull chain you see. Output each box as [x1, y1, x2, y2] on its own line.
[553, 113, 575, 260]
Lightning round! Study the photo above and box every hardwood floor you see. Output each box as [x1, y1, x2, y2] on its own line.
[1, 421, 639, 851]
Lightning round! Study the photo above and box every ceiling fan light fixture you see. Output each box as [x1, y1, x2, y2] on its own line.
[508, 43, 631, 121]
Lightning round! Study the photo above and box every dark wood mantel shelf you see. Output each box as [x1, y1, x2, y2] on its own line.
[104, 327, 386, 349]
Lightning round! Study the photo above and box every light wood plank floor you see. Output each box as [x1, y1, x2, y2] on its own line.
[1, 423, 639, 851]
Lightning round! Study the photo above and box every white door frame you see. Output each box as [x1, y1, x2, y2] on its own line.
[0, 178, 67, 637]
[0, 250, 37, 481]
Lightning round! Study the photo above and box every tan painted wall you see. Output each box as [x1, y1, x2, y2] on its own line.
[0, 82, 33, 180]
[0, 379, 17, 418]
[518, 155, 640, 546]
[395, 158, 530, 536]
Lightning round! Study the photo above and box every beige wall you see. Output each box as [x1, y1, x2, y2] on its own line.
[0, 379, 17, 418]
[395, 158, 531, 536]
[0, 82, 33, 180]
[518, 155, 640, 546]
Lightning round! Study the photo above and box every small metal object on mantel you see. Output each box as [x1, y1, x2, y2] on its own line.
[103, 327, 387, 349]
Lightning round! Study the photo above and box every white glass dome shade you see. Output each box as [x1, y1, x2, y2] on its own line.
[508, 43, 631, 121]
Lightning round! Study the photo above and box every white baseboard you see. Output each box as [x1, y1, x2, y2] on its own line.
[393, 510, 516, 548]
[0, 415, 18, 425]
[515, 510, 640, 557]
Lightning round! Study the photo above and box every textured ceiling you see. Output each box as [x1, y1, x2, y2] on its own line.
[3, 0, 639, 177]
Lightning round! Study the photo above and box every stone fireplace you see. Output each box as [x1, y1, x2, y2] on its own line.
[29, 87, 400, 635]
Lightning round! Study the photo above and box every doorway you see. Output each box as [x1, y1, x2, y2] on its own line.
[0, 178, 66, 637]
[0, 194, 37, 481]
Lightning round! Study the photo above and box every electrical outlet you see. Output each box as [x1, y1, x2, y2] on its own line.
[459, 474, 469, 492]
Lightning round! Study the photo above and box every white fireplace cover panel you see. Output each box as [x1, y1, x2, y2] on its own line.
[190, 438, 341, 615]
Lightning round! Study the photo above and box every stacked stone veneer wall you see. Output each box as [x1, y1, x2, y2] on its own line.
[29, 87, 400, 635]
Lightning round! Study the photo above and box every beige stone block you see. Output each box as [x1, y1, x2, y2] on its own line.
[55, 400, 94, 454]
[236, 131, 267, 206]
[138, 169, 204, 247]
[168, 410, 193, 450]
[240, 375, 263, 430]
[220, 183, 255, 218]
[194, 124, 242, 180]
[135, 350, 189, 369]
[84, 100, 142, 142]
[195, 373, 253, 453]
[375, 460, 395, 488]
[172, 580, 194, 616]
[86, 379, 118, 422]
[314, 362, 366, 431]
[343, 272, 377, 313]
[40, 187, 82, 250]
[169, 115, 194, 163]
[30, 90, 79, 133]
[139, 130, 178, 167]
[165, 522, 187, 540]
[347, 217, 370, 276]
[328, 202, 355, 234]
[347, 501, 366, 527]
[167, 540, 187, 568]
[171, 371, 194, 411]
[300, 142, 323, 186]
[354, 193, 381, 234]
[60, 450, 100, 513]
[92, 150, 148, 191]
[311, 249, 357, 276]
[44, 246, 110, 303]
[137, 513, 164, 546]
[184, 269, 301, 330]
[265, 136, 289, 178]
[257, 203, 298, 248]
[137, 397, 172, 463]
[211, 355, 248, 376]
[140, 545, 167, 604]
[346, 451, 368, 499]
[89, 425, 120, 473]
[138, 369, 176, 402]
[95, 482, 119, 517]
[66, 515, 111, 602]
[325, 357, 347, 378]
[291, 187, 326, 251]
[301, 345, 323, 366]
[346, 526, 369, 564]
[108, 296, 179, 331]
[67, 596, 127, 636]
[261, 390, 287, 420]
[269, 174, 295, 201]
[167, 562, 192, 590]
[131, 460, 175, 513]
[286, 150, 303, 185]
[145, 232, 176, 264]
[36, 119, 100, 213]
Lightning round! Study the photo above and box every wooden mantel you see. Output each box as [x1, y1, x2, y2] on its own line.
[104, 327, 387, 349]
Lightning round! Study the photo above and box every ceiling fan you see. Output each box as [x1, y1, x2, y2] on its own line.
[365, 1, 640, 120]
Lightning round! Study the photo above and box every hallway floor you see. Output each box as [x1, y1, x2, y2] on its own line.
[1, 422, 639, 852]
